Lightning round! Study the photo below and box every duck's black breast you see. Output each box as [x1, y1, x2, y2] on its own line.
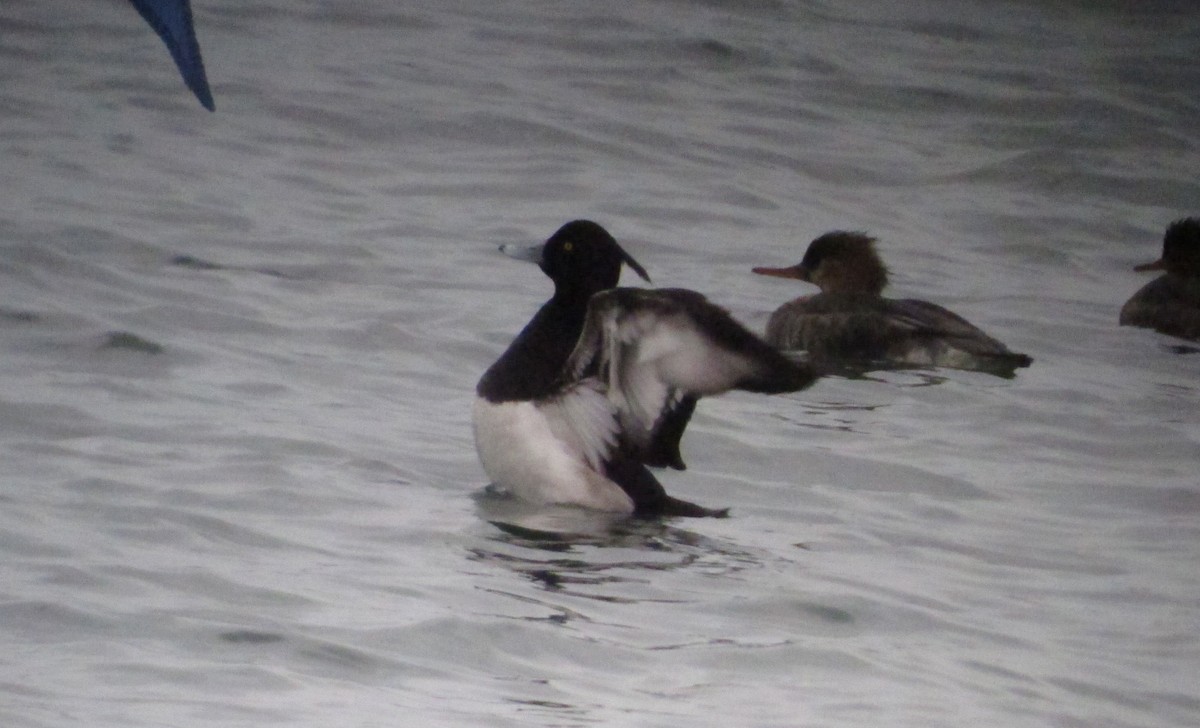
[476, 299, 586, 403]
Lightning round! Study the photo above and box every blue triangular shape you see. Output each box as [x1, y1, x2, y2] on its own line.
[127, 0, 215, 111]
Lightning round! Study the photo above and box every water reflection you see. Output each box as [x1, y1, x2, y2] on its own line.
[470, 489, 763, 610]
[822, 365, 951, 386]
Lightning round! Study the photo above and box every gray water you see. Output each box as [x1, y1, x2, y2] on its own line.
[2, 1, 1198, 726]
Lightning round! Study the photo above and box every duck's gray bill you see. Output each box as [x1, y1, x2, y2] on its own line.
[498, 243, 543, 265]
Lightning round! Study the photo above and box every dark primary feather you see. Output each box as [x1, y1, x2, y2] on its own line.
[638, 394, 696, 470]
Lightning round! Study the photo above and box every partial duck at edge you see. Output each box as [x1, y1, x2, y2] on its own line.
[1119, 217, 1200, 342]
[474, 220, 815, 518]
[752, 231, 1032, 378]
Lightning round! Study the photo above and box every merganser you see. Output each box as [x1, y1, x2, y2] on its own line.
[1119, 217, 1200, 342]
[752, 231, 1032, 377]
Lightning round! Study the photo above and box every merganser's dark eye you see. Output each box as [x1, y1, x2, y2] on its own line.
[563, 242, 574, 252]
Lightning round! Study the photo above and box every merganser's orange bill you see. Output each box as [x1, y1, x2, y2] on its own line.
[1133, 258, 1167, 272]
[752, 264, 810, 281]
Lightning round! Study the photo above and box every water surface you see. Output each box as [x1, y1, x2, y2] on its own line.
[2, 1, 1198, 726]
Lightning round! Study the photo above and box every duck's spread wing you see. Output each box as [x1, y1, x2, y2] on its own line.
[566, 288, 814, 469]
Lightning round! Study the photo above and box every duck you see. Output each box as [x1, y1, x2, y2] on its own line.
[1119, 217, 1200, 342]
[751, 231, 1032, 377]
[474, 220, 816, 517]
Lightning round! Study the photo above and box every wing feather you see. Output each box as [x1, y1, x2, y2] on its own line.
[539, 379, 620, 472]
[564, 288, 813, 468]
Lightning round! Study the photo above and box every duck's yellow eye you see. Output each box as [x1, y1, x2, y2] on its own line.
[563, 241, 574, 252]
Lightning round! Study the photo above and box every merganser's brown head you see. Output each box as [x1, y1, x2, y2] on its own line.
[1134, 217, 1200, 278]
[753, 231, 889, 295]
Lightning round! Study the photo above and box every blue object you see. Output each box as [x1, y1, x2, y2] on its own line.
[127, 0, 215, 111]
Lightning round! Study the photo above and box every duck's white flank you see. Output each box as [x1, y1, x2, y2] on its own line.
[472, 390, 634, 513]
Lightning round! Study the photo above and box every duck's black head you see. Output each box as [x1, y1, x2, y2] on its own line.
[540, 220, 652, 302]
[1140, 217, 1200, 278]
[478, 221, 653, 403]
